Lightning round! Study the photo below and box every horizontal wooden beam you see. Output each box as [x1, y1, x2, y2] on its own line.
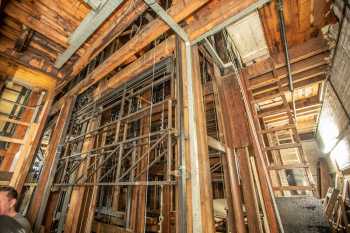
[51, 0, 259, 115]
[263, 143, 301, 151]
[107, 36, 176, 90]
[248, 52, 329, 90]
[0, 136, 24, 144]
[207, 136, 226, 153]
[0, 115, 30, 126]
[253, 75, 325, 101]
[272, 186, 315, 191]
[51, 36, 175, 115]
[62, 0, 148, 81]
[258, 95, 321, 117]
[268, 164, 310, 170]
[0, 57, 56, 91]
[246, 36, 329, 79]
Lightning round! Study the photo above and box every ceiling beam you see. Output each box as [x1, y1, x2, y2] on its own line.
[0, 57, 56, 91]
[51, 0, 262, 116]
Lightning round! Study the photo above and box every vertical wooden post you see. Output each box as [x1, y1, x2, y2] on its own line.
[239, 71, 280, 233]
[215, 74, 260, 233]
[180, 42, 215, 233]
[318, 157, 331, 198]
[211, 67, 236, 233]
[27, 95, 75, 227]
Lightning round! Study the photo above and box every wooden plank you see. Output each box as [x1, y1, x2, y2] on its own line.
[92, 221, 132, 233]
[0, 57, 57, 91]
[51, 0, 260, 115]
[318, 158, 331, 198]
[62, 0, 209, 95]
[207, 136, 225, 153]
[0, 135, 24, 144]
[64, 119, 98, 233]
[64, 0, 148, 82]
[268, 163, 309, 170]
[215, 71, 259, 233]
[107, 36, 176, 91]
[239, 70, 280, 233]
[272, 186, 315, 191]
[27, 96, 75, 225]
[0, 115, 30, 126]
[4, 1, 69, 47]
[260, 124, 295, 134]
[263, 143, 302, 151]
[246, 36, 329, 79]
[188, 45, 215, 233]
[248, 53, 329, 90]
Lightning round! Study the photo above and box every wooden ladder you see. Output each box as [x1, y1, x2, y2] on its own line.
[246, 59, 316, 197]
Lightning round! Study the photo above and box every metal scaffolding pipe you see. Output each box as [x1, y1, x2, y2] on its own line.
[277, 0, 297, 121]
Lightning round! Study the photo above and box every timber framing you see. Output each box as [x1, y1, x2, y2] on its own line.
[0, 1, 338, 233]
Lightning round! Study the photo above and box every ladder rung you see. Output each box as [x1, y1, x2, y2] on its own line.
[248, 79, 279, 90]
[273, 186, 315, 191]
[257, 107, 289, 118]
[251, 93, 283, 103]
[260, 124, 296, 134]
[268, 163, 310, 170]
[263, 143, 302, 151]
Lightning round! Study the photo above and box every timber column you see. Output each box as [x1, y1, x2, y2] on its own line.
[179, 41, 215, 233]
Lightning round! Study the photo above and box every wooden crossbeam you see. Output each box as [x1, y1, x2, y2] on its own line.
[267, 163, 310, 170]
[207, 136, 226, 153]
[248, 52, 329, 90]
[246, 36, 329, 79]
[0, 136, 24, 144]
[263, 143, 302, 151]
[0, 115, 30, 126]
[272, 186, 315, 191]
[260, 124, 296, 134]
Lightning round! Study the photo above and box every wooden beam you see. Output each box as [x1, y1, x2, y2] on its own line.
[27, 96, 75, 227]
[51, 0, 260, 115]
[248, 53, 329, 90]
[215, 73, 260, 233]
[180, 43, 215, 233]
[0, 115, 30, 126]
[52, 36, 176, 115]
[0, 136, 24, 145]
[4, 1, 69, 47]
[246, 36, 329, 79]
[207, 136, 225, 153]
[0, 57, 56, 91]
[63, 0, 148, 81]
[107, 36, 176, 91]
[239, 71, 280, 233]
[61, 0, 209, 95]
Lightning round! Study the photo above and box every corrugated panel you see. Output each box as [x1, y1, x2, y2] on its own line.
[226, 11, 269, 65]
